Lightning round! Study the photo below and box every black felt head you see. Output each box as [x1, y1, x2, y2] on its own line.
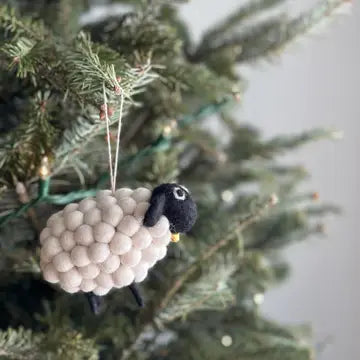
[143, 183, 197, 234]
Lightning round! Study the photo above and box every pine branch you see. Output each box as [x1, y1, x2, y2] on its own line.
[0, 327, 42, 360]
[236, 0, 352, 63]
[192, 0, 285, 61]
[0, 6, 46, 42]
[54, 0, 84, 40]
[227, 127, 341, 163]
[120, 197, 277, 360]
[191, 0, 351, 64]
[157, 195, 278, 318]
[157, 260, 236, 324]
[265, 128, 342, 155]
[0, 92, 57, 183]
[54, 32, 156, 161]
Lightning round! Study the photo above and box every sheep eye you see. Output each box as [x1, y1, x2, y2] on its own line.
[173, 187, 186, 201]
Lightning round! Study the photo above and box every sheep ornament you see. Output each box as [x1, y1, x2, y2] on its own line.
[39, 183, 197, 312]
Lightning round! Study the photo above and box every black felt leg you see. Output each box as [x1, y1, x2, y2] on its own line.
[128, 283, 144, 307]
[86, 292, 102, 315]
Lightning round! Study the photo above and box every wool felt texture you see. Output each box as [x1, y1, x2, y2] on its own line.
[40, 187, 169, 296]
[143, 183, 197, 233]
[39, 184, 197, 296]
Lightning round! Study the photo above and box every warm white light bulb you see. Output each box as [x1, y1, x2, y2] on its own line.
[221, 335, 233, 347]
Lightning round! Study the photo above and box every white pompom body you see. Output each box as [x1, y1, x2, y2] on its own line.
[39, 187, 171, 295]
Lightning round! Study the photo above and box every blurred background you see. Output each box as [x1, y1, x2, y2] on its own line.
[180, 1, 359, 359]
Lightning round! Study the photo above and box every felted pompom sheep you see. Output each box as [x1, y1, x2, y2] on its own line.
[39, 183, 197, 310]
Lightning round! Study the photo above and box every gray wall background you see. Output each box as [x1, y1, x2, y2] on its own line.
[181, 1, 360, 359]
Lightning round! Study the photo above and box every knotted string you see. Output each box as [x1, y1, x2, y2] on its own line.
[103, 82, 124, 194]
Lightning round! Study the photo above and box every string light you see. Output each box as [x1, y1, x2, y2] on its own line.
[269, 193, 279, 206]
[217, 151, 228, 164]
[221, 335, 233, 347]
[163, 119, 178, 136]
[329, 130, 344, 140]
[38, 156, 50, 179]
[253, 293, 264, 305]
[233, 92, 241, 103]
[221, 190, 234, 203]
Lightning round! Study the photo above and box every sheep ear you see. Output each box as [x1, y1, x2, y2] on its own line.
[143, 193, 166, 227]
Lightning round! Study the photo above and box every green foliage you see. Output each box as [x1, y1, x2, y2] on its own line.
[0, 327, 41, 359]
[0, 325, 98, 360]
[0, 92, 57, 183]
[157, 258, 236, 324]
[161, 313, 314, 360]
[190, 0, 348, 64]
[0, 0, 347, 359]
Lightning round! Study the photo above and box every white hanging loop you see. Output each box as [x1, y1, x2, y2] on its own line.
[103, 82, 124, 194]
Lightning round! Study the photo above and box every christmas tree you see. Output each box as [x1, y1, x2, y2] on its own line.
[0, 0, 348, 359]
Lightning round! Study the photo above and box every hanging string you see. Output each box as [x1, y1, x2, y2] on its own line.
[103, 82, 124, 194]
[113, 91, 124, 193]
[103, 83, 114, 193]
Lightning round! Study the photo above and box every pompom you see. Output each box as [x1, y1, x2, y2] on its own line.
[157, 246, 167, 261]
[61, 284, 79, 294]
[78, 198, 96, 213]
[75, 224, 94, 246]
[78, 263, 100, 279]
[142, 245, 159, 265]
[112, 265, 134, 288]
[60, 231, 76, 251]
[50, 217, 66, 237]
[109, 233, 132, 255]
[102, 204, 123, 227]
[47, 212, 60, 227]
[134, 202, 150, 221]
[152, 230, 171, 247]
[96, 190, 112, 199]
[53, 252, 73, 272]
[117, 215, 140, 237]
[41, 236, 62, 262]
[132, 228, 152, 250]
[96, 272, 114, 288]
[59, 268, 82, 288]
[93, 222, 115, 243]
[71, 245, 91, 267]
[117, 197, 136, 215]
[97, 195, 116, 210]
[63, 203, 79, 214]
[40, 227, 51, 245]
[100, 254, 120, 274]
[131, 187, 151, 203]
[80, 279, 97, 292]
[39, 259, 46, 270]
[115, 188, 133, 201]
[64, 210, 84, 231]
[121, 248, 141, 267]
[93, 286, 110, 296]
[133, 262, 148, 283]
[88, 242, 110, 263]
[84, 208, 102, 226]
[43, 263, 59, 283]
[147, 216, 169, 238]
